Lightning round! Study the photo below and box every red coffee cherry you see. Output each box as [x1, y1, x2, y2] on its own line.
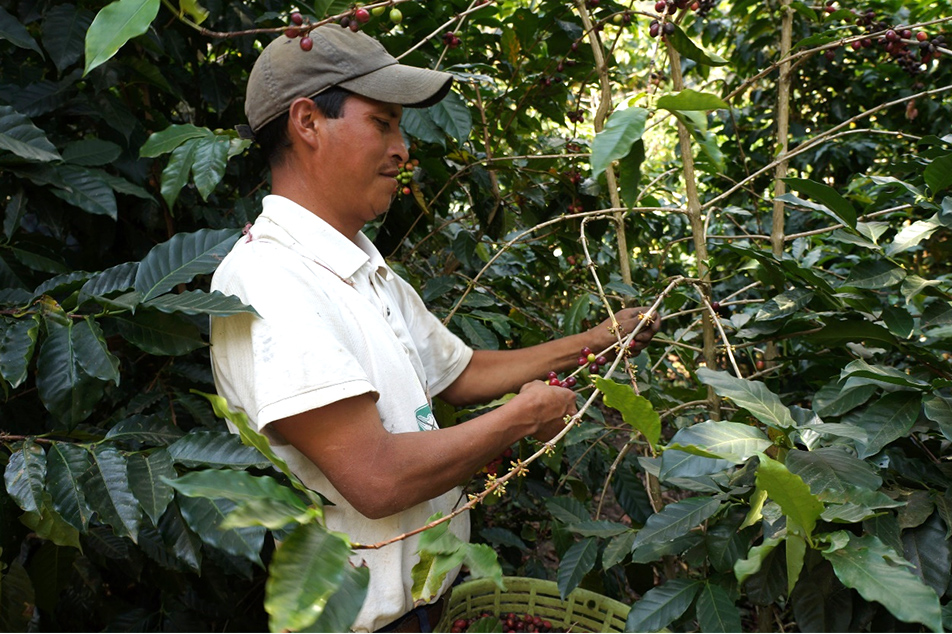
[299, 36, 313, 51]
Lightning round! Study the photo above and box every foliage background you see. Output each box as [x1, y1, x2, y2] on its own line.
[1, 0, 951, 631]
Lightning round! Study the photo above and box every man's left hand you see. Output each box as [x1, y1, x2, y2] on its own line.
[590, 306, 662, 355]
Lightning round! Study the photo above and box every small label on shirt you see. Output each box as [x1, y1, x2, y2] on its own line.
[415, 404, 438, 431]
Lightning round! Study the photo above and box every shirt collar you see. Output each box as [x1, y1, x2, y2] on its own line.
[257, 195, 390, 281]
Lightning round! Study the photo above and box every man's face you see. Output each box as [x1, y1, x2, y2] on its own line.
[317, 95, 408, 232]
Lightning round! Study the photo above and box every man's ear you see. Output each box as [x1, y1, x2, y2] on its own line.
[287, 97, 322, 149]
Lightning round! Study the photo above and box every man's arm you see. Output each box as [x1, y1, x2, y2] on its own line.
[439, 306, 661, 407]
[270, 380, 576, 520]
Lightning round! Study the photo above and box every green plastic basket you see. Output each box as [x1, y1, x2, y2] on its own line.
[435, 576, 630, 633]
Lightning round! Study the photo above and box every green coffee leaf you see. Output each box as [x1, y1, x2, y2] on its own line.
[36, 319, 105, 425]
[695, 582, 742, 632]
[557, 537, 598, 599]
[46, 442, 93, 531]
[135, 227, 239, 302]
[625, 578, 701, 632]
[823, 533, 942, 632]
[0, 314, 39, 388]
[0, 5, 43, 54]
[81, 445, 142, 542]
[846, 392, 921, 459]
[595, 376, 661, 446]
[4, 440, 47, 513]
[657, 89, 729, 112]
[84, 0, 160, 75]
[696, 368, 797, 430]
[666, 420, 771, 463]
[630, 496, 721, 550]
[127, 449, 176, 525]
[591, 107, 648, 178]
[665, 23, 729, 66]
[0, 105, 61, 162]
[144, 289, 258, 317]
[782, 178, 857, 230]
[177, 495, 265, 565]
[755, 455, 823, 540]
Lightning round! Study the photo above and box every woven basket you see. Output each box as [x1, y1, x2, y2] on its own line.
[435, 576, 630, 633]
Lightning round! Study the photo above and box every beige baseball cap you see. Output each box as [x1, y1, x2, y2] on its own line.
[242, 25, 454, 137]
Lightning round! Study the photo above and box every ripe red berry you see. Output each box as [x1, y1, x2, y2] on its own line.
[596, 355, 607, 365]
[577, 356, 588, 366]
[662, 21, 675, 35]
[589, 363, 600, 373]
[402, 186, 411, 195]
[581, 347, 592, 356]
[917, 31, 928, 41]
[299, 36, 313, 51]
[549, 378, 561, 386]
[354, 7, 370, 23]
[547, 371, 558, 380]
[654, 0, 666, 11]
[285, 27, 300, 38]
[290, 12, 303, 25]
[564, 376, 577, 388]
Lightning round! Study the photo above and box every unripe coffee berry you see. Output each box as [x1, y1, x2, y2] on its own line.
[390, 7, 403, 23]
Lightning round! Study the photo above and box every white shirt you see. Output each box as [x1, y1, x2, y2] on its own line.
[209, 195, 473, 631]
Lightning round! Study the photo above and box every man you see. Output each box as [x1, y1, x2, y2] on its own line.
[210, 25, 660, 632]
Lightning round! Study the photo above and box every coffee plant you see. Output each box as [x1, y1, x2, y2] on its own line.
[1, 0, 951, 631]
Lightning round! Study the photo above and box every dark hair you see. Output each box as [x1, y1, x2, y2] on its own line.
[255, 86, 354, 165]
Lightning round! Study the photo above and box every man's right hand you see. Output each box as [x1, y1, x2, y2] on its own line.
[510, 380, 578, 443]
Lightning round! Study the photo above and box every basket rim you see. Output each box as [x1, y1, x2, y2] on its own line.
[435, 576, 630, 633]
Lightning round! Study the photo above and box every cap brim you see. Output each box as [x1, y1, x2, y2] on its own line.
[339, 63, 454, 108]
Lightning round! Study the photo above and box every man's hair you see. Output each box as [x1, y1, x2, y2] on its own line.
[256, 86, 354, 165]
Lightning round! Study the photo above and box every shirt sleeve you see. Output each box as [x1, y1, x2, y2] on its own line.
[210, 242, 378, 431]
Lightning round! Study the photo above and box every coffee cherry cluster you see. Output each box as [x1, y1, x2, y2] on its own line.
[338, 6, 371, 32]
[847, 8, 946, 76]
[395, 159, 418, 196]
[443, 31, 461, 48]
[577, 346, 608, 375]
[450, 613, 558, 633]
[546, 370, 578, 389]
[648, 19, 675, 38]
[646, 0, 714, 37]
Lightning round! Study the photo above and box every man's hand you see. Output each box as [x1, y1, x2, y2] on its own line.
[507, 380, 578, 443]
[589, 306, 662, 355]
